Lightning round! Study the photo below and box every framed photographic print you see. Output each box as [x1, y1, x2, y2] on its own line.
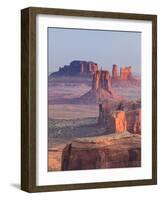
[21, 7, 157, 192]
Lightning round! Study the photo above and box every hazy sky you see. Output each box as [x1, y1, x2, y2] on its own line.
[48, 28, 141, 75]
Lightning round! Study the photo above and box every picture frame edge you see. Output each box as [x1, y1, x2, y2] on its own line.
[21, 7, 157, 193]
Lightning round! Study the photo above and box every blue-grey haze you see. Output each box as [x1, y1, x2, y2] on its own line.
[48, 28, 141, 76]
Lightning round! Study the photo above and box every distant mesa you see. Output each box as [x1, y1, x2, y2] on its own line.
[49, 60, 139, 104]
[50, 60, 98, 77]
[50, 60, 135, 81]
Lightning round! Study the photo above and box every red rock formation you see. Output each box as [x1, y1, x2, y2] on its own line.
[112, 64, 118, 80]
[92, 63, 99, 73]
[48, 148, 63, 171]
[61, 133, 141, 170]
[126, 109, 141, 134]
[113, 111, 127, 133]
[88, 63, 92, 72]
[52, 60, 98, 76]
[81, 63, 84, 73]
[92, 71, 100, 90]
[81, 62, 98, 75]
[98, 100, 141, 134]
[50, 62, 136, 81]
[120, 66, 132, 80]
[92, 70, 112, 93]
[98, 100, 117, 132]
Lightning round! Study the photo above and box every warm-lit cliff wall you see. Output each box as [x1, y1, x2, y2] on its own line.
[98, 100, 141, 134]
[57, 60, 98, 76]
[112, 65, 133, 80]
[92, 70, 111, 93]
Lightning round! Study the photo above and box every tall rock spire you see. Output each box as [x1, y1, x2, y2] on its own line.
[112, 64, 118, 80]
[92, 70, 112, 93]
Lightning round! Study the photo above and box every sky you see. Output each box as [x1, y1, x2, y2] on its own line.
[48, 28, 141, 76]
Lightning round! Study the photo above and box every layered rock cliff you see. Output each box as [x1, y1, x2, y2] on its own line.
[61, 133, 141, 170]
[98, 100, 141, 134]
[92, 70, 112, 93]
[112, 65, 133, 80]
[51, 60, 98, 77]
[126, 109, 141, 134]
[113, 111, 127, 133]
[120, 66, 132, 80]
[50, 60, 136, 81]
[59, 69, 121, 105]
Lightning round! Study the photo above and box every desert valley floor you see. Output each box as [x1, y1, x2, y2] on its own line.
[48, 75, 141, 171]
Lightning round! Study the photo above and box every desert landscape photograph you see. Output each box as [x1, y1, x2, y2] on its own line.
[48, 27, 141, 171]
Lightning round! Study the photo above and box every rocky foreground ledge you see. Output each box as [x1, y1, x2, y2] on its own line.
[61, 132, 141, 171]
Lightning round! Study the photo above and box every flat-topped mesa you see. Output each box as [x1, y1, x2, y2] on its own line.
[120, 66, 132, 80]
[92, 70, 111, 93]
[51, 61, 135, 80]
[55, 60, 98, 76]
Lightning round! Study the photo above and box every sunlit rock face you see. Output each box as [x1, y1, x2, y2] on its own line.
[98, 100, 141, 134]
[92, 70, 112, 93]
[112, 65, 133, 80]
[126, 109, 141, 134]
[50, 61, 135, 81]
[120, 66, 133, 80]
[113, 109, 141, 134]
[61, 133, 141, 171]
[113, 111, 127, 133]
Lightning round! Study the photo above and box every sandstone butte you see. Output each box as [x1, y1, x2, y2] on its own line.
[114, 111, 127, 133]
[92, 70, 112, 92]
[112, 64, 118, 80]
[50, 60, 98, 76]
[50, 60, 134, 81]
[49, 65, 134, 106]
[91, 69, 122, 101]
[113, 110, 141, 134]
[126, 109, 141, 134]
[112, 64, 133, 80]
[61, 133, 141, 171]
[65, 69, 121, 105]
[98, 99, 141, 134]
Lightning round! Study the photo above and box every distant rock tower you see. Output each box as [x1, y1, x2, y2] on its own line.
[120, 66, 132, 80]
[112, 64, 118, 80]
